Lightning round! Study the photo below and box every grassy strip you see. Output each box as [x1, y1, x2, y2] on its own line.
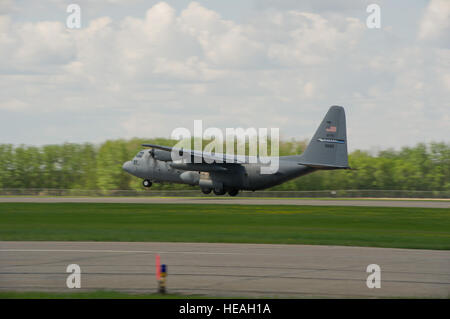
[0, 203, 449, 250]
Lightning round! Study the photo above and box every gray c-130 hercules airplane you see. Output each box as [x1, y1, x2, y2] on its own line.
[122, 105, 350, 196]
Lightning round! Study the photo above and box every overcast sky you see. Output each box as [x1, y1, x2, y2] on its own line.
[0, 0, 449, 151]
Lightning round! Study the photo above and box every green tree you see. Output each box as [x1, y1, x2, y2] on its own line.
[96, 140, 131, 190]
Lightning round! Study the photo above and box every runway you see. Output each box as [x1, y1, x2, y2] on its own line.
[0, 197, 449, 208]
[1, 241, 449, 298]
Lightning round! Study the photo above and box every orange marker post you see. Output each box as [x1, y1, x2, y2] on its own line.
[155, 254, 161, 281]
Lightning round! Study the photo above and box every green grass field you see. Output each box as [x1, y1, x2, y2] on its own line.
[0, 203, 449, 249]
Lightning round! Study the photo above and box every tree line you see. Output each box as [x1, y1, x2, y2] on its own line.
[0, 139, 448, 191]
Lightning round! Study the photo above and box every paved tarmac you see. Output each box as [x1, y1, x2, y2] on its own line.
[0, 241, 449, 298]
[0, 197, 449, 208]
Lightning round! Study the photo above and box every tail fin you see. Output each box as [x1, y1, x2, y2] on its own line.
[299, 105, 349, 169]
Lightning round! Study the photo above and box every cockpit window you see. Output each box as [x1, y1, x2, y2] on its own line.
[135, 151, 144, 158]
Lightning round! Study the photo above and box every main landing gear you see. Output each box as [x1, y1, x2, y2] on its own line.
[143, 179, 152, 188]
[201, 188, 212, 194]
[204, 188, 239, 196]
[213, 188, 226, 196]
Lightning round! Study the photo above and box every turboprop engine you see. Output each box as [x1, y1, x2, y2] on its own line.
[150, 149, 173, 162]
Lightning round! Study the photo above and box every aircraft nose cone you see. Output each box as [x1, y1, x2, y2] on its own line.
[122, 161, 132, 172]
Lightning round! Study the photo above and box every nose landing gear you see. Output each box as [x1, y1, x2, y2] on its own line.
[143, 179, 152, 188]
[228, 189, 239, 197]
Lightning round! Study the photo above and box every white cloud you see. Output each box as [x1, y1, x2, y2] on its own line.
[418, 0, 450, 45]
[0, 1, 448, 149]
[0, 0, 13, 14]
[266, 13, 364, 66]
[0, 98, 29, 111]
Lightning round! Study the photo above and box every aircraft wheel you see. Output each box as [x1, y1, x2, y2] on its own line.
[213, 188, 226, 195]
[143, 179, 152, 188]
[201, 188, 212, 194]
[228, 189, 239, 197]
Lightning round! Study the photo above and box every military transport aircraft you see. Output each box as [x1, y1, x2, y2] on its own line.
[122, 105, 350, 196]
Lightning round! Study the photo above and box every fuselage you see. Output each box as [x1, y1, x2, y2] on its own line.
[122, 105, 349, 195]
[122, 150, 315, 191]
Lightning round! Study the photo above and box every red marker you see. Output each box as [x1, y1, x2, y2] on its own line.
[155, 254, 160, 280]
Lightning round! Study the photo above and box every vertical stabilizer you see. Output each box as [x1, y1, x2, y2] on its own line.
[299, 105, 349, 169]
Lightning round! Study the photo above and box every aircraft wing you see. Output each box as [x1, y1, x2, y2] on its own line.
[142, 143, 173, 153]
[141, 143, 247, 164]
